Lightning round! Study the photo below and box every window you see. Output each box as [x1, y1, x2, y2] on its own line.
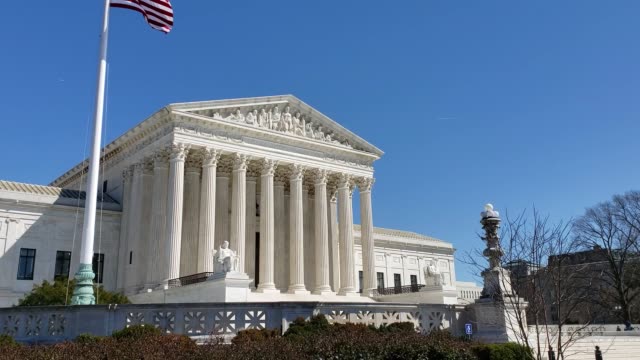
[394, 273, 402, 289]
[410, 274, 418, 291]
[376, 272, 385, 289]
[358, 271, 363, 293]
[54, 251, 72, 280]
[102, 180, 108, 193]
[17, 248, 36, 280]
[129, 251, 133, 265]
[93, 253, 105, 284]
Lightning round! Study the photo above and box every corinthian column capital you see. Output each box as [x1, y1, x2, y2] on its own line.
[289, 164, 305, 181]
[233, 153, 248, 171]
[356, 177, 375, 192]
[168, 143, 188, 162]
[202, 148, 220, 167]
[314, 169, 328, 186]
[261, 159, 277, 176]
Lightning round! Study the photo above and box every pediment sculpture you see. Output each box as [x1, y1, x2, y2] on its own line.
[212, 241, 239, 273]
[423, 260, 443, 286]
[198, 105, 354, 149]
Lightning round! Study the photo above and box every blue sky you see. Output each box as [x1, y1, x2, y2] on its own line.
[1, 1, 639, 282]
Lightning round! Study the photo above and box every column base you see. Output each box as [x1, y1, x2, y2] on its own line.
[256, 283, 280, 294]
[70, 263, 96, 305]
[338, 287, 359, 296]
[313, 285, 334, 296]
[313, 289, 335, 296]
[288, 285, 310, 295]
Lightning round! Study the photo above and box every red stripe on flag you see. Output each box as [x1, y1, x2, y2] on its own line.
[110, 0, 173, 33]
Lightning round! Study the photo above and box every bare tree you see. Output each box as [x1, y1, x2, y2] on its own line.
[465, 208, 591, 360]
[574, 191, 640, 323]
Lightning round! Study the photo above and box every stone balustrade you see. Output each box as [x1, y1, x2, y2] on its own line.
[0, 302, 464, 343]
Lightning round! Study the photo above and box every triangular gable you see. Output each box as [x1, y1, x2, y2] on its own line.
[168, 95, 383, 157]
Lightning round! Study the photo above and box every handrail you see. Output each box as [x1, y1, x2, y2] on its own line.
[372, 284, 425, 296]
[167, 272, 214, 288]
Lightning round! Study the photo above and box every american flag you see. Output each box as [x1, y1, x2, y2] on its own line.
[110, 0, 174, 33]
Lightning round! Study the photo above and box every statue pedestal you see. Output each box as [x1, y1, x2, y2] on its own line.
[206, 272, 252, 302]
[480, 267, 513, 298]
[471, 296, 527, 343]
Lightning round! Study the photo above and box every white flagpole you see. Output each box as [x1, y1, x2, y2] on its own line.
[71, 0, 111, 305]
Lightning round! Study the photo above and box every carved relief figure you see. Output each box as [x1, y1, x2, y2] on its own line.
[305, 123, 315, 138]
[280, 106, 293, 133]
[315, 126, 325, 140]
[246, 109, 258, 125]
[212, 241, 239, 273]
[258, 108, 269, 128]
[270, 106, 281, 130]
[292, 112, 305, 136]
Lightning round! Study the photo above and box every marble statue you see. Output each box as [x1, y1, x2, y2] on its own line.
[212, 241, 239, 273]
[315, 126, 325, 140]
[305, 123, 315, 138]
[281, 106, 293, 133]
[423, 260, 442, 286]
[270, 106, 281, 130]
[293, 112, 305, 136]
[258, 108, 269, 128]
[246, 109, 258, 125]
[226, 108, 244, 122]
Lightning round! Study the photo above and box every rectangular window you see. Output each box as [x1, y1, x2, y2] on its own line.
[129, 251, 133, 265]
[102, 180, 108, 193]
[358, 271, 363, 293]
[376, 272, 385, 289]
[394, 273, 402, 289]
[93, 253, 105, 284]
[54, 251, 72, 280]
[17, 248, 36, 280]
[410, 274, 418, 291]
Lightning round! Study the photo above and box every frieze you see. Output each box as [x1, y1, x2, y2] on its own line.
[194, 104, 356, 150]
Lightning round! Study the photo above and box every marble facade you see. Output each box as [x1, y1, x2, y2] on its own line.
[0, 95, 465, 306]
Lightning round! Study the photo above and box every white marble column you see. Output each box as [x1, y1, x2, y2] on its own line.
[328, 189, 340, 292]
[358, 177, 376, 296]
[257, 159, 278, 293]
[288, 164, 308, 294]
[125, 163, 144, 288]
[274, 175, 287, 290]
[180, 154, 201, 276]
[163, 143, 187, 283]
[138, 161, 154, 286]
[245, 174, 257, 284]
[338, 174, 357, 295]
[214, 163, 231, 250]
[116, 168, 133, 290]
[313, 170, 332, 294]
[302, 185, 313, 289]
[230, 154, 247, 273]
[197, 148, 219, 273]
[146, 151, 169, 286]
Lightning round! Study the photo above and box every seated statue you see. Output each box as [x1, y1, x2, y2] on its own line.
[212, 241, 239, 273]
[423, 260, 442, 286]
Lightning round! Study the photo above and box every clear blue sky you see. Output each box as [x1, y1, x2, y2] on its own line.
[1, 1, 639, 282]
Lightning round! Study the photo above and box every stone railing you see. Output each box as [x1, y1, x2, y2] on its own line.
[0, 302, 465, 344]
[372, 284, 425, 296]
[528, 324, 640, 337]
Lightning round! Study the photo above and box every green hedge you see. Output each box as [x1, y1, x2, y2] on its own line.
[472, 342, 534, 360]
[0, 317, 531, 360]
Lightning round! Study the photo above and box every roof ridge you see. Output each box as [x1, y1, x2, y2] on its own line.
[0, 180, 118, 204]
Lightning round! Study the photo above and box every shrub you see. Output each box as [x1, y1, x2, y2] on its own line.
[0, 334, 19, 348]
[17, 279, 130, 306]
[75, 333, 103, 344]
[111, 324, 162, 341]
[232, 328, 280, 345]
[472, 342, 534, 360]
[375, 321, 416, 333]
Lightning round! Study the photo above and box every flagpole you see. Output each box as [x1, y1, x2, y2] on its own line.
[71, 0, 111, 305]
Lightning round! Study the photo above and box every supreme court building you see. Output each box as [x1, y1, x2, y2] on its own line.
[0, 95, 472, 307]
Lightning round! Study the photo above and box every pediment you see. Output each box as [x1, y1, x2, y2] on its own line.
[168, 95, 383, 157]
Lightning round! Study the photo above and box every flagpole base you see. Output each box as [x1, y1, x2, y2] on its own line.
[70, 263, 96, 305]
